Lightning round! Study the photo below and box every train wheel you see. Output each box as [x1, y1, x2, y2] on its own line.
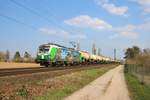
[52, 62, 56, 67]
[45, 64, 49, 67]
[40, 62, 44, 66]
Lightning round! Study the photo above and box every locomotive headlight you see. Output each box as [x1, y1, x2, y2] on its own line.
[41, 55, 44, 59]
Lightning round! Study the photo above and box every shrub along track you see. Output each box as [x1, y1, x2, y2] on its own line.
[0, 64, 115, 77]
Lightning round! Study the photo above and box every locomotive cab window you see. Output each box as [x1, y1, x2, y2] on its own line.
[39, 45, 50, 53]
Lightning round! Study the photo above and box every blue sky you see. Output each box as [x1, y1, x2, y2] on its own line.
[0, 0, 150, 59]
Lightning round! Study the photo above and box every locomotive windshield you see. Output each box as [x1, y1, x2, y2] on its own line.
[39, 45, 50, 53]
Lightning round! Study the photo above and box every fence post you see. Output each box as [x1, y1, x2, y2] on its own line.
[124, 64, 129, 73]
[141, 64, 144, 84]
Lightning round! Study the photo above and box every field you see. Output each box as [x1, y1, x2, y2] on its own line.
[0, 64, 117, 100]
[0, 62, 40, 69]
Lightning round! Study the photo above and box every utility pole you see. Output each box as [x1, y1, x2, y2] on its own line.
[98, 48, 101, 56]
[92, 43, 96, 55]
[76, 42, 80, 50]
[114, 48, 116, 60]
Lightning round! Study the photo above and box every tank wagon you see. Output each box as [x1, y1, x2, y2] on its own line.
[36, 43, 119, 67]
[79, 51, 90, 64]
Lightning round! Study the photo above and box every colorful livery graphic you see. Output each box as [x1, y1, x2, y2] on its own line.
[36, 43, 118, 67]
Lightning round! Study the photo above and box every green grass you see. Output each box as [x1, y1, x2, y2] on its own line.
[34, 65, 115, 100]
[16, 85, 29, 99]
[35, 84, 80, 100]
[125, 73, 150, 100]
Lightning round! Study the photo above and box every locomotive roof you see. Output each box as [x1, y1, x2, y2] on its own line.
[40, 43, 75, 50]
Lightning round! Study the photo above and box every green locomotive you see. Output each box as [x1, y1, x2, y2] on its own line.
[36, 43, 82, 67]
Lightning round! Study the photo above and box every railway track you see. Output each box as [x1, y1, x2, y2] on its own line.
[0, 64, 108, 77]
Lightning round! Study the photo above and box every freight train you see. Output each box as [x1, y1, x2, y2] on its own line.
[36, 43, 118, 67]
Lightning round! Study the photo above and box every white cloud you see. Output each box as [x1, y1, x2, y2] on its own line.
[120, 31, 138, 39]
[131, 0, 150, 13]
[137, 21, 150, 31]
[111, 21, 150, 39]
[96, 0, 128, 16]
[39, 27, 69, 36]
[64, 15, 112, 31]
[64, 15, 139, 39]
[111, 25, 139, 39]
[39, 27, 86, 39]
[102, 3, 128, 16]
[138, 0, 150, 6]
[64, 15, 150, 39]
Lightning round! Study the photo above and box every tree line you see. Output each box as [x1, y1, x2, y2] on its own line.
[124, 46, 150, 66]
[0, 50, 34, 63]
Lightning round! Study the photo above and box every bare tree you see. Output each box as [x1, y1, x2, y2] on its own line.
[23, 51, 33, 63]
[0, 52, 6, 62]
[13, 51, 22, 62]
[124, 46, 141, 59]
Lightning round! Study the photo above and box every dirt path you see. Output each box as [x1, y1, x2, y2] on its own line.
[65, 65, 130, 100]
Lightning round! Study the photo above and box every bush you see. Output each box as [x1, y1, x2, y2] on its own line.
[0, 52, 6, 62]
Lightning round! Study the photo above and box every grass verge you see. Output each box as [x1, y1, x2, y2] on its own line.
[34, 65, 115, 100]
[125, 73, 150, 100]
